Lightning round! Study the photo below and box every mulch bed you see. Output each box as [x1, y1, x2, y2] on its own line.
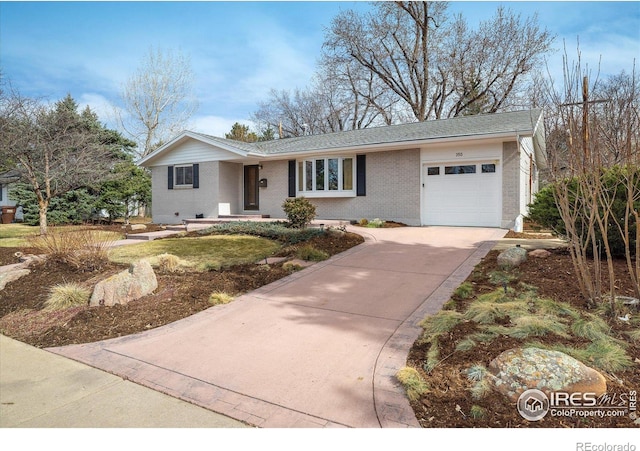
[407, 248, 640, 428]
[2, 229, 637, 428]
[0, 231, 364, 348]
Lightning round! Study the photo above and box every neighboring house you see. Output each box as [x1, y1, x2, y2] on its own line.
[0, 169, 22, 223]
[138, 109, 546, 231]
[0, 170, 20, 208]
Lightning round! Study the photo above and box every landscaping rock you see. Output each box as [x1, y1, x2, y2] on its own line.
[497, 246, 528, 269]
[129, 224, 147, 231]
[529, 249, 551, 258]
[488, 347, 607, 402]
[89, 259, 157, 307]
[0, 268, 31, 291]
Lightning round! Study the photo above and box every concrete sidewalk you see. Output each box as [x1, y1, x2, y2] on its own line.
[0, 334, 248, 428]
[45, 226, 507, 428]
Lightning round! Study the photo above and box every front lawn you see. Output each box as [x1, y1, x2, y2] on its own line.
[108, 235, 281, 271]
[0, 224, 39, 247]
[0, 224, 364, 347]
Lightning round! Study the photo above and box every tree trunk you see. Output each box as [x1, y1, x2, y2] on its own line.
[38, 200, 48, 235]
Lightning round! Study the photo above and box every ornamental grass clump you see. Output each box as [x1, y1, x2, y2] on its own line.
[396, 367, 429, 401]
[209, 292, 234, 306]
[297, 245, 329, 262]
[45, 283, 91, 310]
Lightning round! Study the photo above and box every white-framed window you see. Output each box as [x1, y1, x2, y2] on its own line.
[175, 165, 193, 186]
[297, 156, 355, 197]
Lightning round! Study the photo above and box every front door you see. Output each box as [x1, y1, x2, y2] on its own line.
[244, 165, 259, 210]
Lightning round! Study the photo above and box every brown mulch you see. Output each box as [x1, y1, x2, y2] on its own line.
[503, 230, 557, 239]
[0, 231, 364, 348]
[2, 228, 638, 428]
[407, 248, 640, 428]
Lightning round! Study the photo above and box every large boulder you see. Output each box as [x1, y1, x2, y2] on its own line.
[488, 347, 607, 402]
[529, 249, 551, 259]
[0, 268, 31, 291]
[497, 246, 528, 269]
[90, 259, 157, 307]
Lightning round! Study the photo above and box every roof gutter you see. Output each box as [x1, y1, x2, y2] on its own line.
[255, 130, 534, 159]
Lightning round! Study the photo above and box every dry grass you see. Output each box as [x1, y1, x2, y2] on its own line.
[154, 253, 189, 273]
[396, 367, 429, 401]
[296, 245, 329, 262]
[44, 283, 91, 310]
[209, 292, 235, 306]
[108, 235, 280, 271]
[28, 227, 119, 271]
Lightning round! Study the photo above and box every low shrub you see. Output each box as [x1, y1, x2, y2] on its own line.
[367, 218, 384, 228]
[203, 221, 324, 244]
[282, 197, 317, 228]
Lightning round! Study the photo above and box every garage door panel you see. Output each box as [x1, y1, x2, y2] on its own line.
[423, 162, 500, 227]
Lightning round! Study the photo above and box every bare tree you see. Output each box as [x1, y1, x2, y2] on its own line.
[323, 2, 554, 121]
[0, 92, 120, 235]
[537, 45, 640, 309]
[118, 47, 198, 157]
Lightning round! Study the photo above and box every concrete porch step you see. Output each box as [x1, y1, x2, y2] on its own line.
[218, 214, 271, 219]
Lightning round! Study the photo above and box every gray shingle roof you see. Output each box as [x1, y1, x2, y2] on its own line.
[196, 109, 542, 155]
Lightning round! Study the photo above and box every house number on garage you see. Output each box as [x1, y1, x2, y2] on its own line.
[456, 152, 463, 157]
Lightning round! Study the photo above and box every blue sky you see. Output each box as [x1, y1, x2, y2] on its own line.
[1, 1, 639, 139]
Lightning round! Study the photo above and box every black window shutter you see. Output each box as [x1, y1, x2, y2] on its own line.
[192, 164, 199, 189]
[288, 160, 296, 197]
[356, 155, 366, 196]
[168, 166, 174, 190]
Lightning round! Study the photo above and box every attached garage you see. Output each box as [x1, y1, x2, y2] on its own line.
[141, 109, 545, 230]
[422, 161, 501, 227]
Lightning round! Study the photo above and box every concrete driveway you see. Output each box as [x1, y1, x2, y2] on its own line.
[49, 226, 506, 428]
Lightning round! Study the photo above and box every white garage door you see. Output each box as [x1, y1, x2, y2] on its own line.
[422, 162, 501, 227]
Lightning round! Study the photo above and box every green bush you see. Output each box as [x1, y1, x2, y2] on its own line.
[367, 218, 385, 228]
[528, 165, 638, 257]
[282, 197, 317, 228]
[202, 221, 324, 244]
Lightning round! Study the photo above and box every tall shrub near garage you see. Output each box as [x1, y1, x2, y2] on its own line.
[282, 197, 317, 228]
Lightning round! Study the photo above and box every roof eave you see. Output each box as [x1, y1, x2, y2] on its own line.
[257, 130, 535, 159]
[137, 131, 252, 167]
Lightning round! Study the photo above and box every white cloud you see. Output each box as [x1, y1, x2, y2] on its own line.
[78, 93, 124, 129]
[190, 115, 256, 138]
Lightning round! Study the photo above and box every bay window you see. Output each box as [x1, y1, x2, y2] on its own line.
[297, 156, 355, 196]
